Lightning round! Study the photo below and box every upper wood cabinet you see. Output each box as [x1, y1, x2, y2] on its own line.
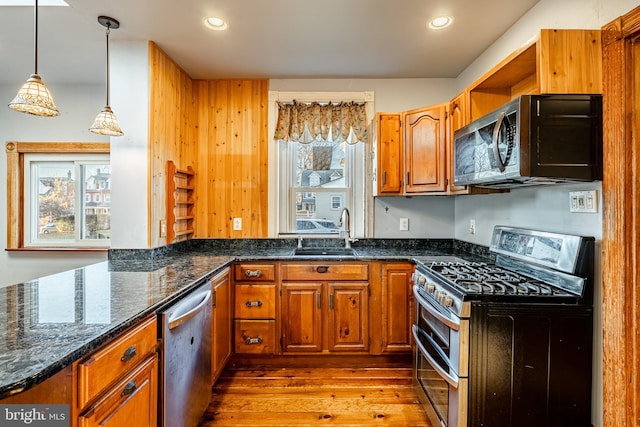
[373, 112, 403, 195]
[468, 29, 602, 121]
[447, 93, 469, 195]
[403, 103, 448, 194]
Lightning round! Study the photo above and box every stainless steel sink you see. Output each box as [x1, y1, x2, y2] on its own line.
[293, 247, 356, 256]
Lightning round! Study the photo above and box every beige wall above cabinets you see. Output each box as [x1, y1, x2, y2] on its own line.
[147, 42, 269, 245]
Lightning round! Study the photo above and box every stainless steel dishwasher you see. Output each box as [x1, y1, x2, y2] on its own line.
[159, 280, 212, 427]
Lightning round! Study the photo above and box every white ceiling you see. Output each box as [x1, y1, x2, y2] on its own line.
[0, 0, 539, 85]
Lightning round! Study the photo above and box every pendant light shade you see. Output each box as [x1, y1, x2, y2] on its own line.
[90, 16, 123, 136]
[8, 0, 60, 117]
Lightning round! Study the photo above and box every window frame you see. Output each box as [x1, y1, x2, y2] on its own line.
[5, 141, 110, 250]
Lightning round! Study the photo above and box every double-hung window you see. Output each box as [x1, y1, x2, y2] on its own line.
[270, 92, 373, 237]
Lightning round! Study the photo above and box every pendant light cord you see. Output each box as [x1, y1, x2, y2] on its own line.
[105, 24, 110, 107]
[34, 0, 38, 74]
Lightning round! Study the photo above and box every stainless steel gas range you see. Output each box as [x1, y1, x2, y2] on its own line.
[412, 226, 594, 427]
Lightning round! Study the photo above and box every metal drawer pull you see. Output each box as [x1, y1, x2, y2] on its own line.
[120, 346, 137, 362]
[244, 269, 263, 278]
[244, 336, 263, 345]
[316, 266, 328, 273]
[121, 380, 137, 397]
[245, 300, 263, 307]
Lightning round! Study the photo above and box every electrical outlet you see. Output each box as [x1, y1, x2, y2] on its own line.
[160, 220, 166, 237]
[233, 217, 242, 230]
[569, 190, 598, 213]
[399, 218, 409, 231]
[469, 219, 476, 235]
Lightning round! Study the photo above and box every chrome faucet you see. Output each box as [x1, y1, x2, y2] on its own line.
[338, 207, 352, 249]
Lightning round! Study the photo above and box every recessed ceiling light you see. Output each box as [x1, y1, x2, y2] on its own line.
[203, 16, 228, 31]
[428, 15, 453, 30]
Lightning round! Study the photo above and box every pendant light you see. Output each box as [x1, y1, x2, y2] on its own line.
[8, 0, 60, 117]
[89, 16, 124, 136]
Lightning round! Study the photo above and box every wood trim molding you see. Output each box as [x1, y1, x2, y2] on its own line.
[601, 5, 640, 427]
[4, 141, 110, 249]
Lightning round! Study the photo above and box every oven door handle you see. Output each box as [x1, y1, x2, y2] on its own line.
[412, 324, 459, 389]
[413, 286, 460, 331]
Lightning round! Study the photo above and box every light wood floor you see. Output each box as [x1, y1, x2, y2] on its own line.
[198, 360, 432, 426]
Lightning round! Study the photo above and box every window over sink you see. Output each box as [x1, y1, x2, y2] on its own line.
[269, 91, 374, 237]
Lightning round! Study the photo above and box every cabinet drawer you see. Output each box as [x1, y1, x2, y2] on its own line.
[234, 320, 276, 354]
[235, 284, 276, 319]
[234, 264, 276, 282]
[78, 355, 158, 427]
[78, 316, 157, 408]
[282, 263, 369, 281]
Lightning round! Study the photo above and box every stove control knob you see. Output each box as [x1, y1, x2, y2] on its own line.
[426, 283, 436, 293]
[443, 295, 453, 307]
[435, 291, 445, 304]
[417, 276, 426, 286]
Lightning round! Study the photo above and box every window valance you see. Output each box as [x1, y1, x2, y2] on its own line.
[274, 101, 367, 144]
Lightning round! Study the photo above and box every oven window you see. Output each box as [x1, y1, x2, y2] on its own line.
[418, 304, 451, 361]
[417, 348, 450, 425]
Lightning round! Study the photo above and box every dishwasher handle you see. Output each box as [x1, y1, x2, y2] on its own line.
[168, 290, 212, 330]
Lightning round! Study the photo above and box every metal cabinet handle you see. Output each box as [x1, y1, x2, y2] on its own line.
[120, 346, 136, 362]
[316, 266, 328, 273]
[317, 292, 321, 309]
[245, 269, 263, 278]
[245, 300, 263, 307]
[329, 294, 334, 310]
[121, 380, 137, 397]
[244, 336, 263, 345]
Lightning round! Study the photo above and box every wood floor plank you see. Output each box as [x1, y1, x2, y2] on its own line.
[199, 365, 432, 426]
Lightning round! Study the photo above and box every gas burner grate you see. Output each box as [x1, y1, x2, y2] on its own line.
[425, 261, 571, 297]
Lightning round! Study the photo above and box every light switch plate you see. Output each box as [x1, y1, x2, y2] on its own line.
[233, 217, 242, 230]
[399, 218, 409, 231]
[569, 190, 598, 213]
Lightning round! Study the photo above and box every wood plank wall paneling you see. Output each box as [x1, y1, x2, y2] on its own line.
[149, 41, 268, 242]
[193, 79, 269, 238]
[148, 41, 197, 247]
[601, 5, 640, 427]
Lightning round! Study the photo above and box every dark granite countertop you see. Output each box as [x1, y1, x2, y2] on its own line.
[0, 238, 492, 399]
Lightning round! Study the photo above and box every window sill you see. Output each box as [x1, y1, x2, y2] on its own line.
[6, 247, 109, 253]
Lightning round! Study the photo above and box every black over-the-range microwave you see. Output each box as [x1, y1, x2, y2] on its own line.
[453, 94, 603, 189]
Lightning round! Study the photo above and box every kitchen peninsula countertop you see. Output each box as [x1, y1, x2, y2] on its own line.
[0, 238, 492, 399]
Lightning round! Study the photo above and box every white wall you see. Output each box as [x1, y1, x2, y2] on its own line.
[0, 83, 108, 287]
[109, 41, 150, 250]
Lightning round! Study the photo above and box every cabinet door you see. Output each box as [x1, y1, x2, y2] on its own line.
[327, 282, 369, 352]
[212, 269, 232, 383]
[281, 282, 323, 352]
[404, 104, 447, 193]
[78, 355, 158, 427]
[447, 94, 469, 194]
[381, 263, 414, 353]
[375, 112, 403, 195]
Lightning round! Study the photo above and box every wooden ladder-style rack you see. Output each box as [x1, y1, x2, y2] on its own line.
[167, 160, 195, 243]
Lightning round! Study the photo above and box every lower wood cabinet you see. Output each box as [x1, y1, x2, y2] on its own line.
[233, 262, 277, 354]
[77, 355, 157, 427]
[280, 262, 370, 354]
[77, 315, 158, 427]
[211, 268, 232, 383]
[380, 262, 415, 353]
